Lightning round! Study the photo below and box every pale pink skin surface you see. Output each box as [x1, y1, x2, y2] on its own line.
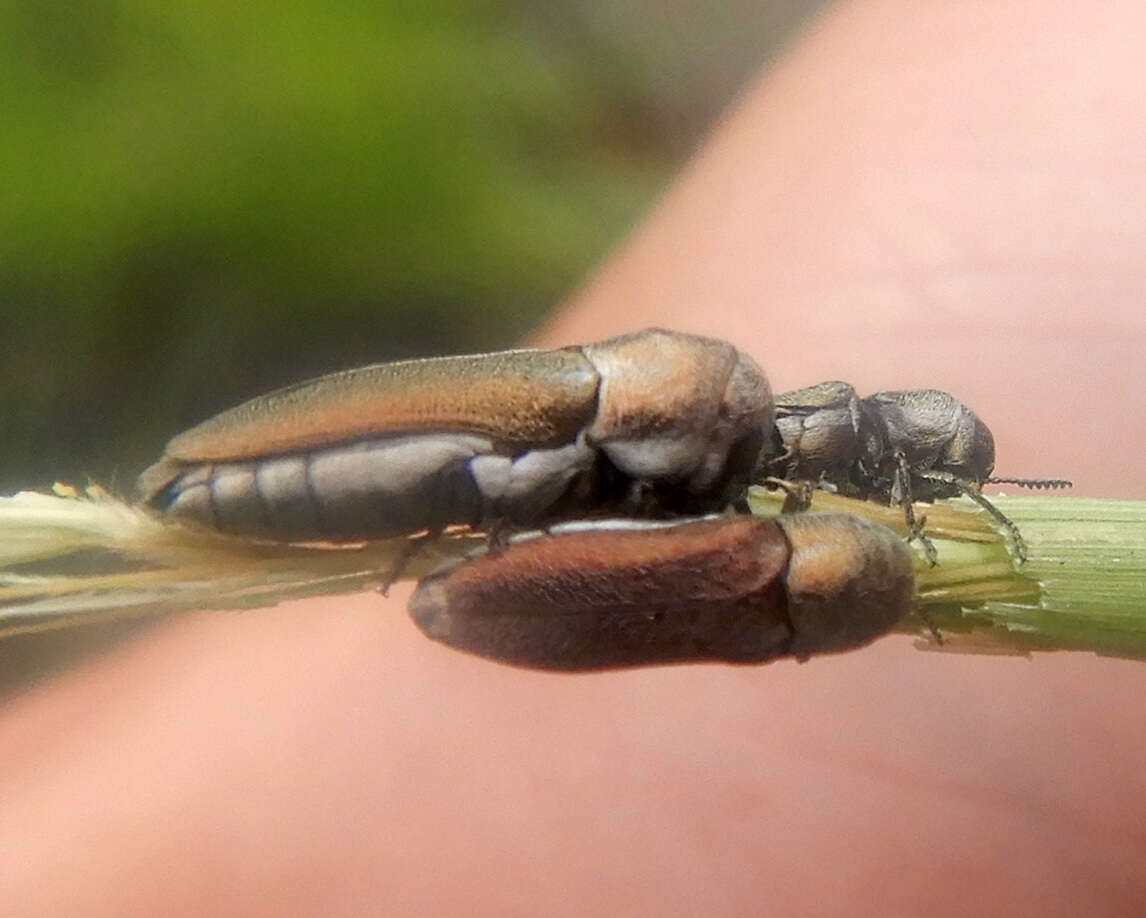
[3, 2, 1146, 915]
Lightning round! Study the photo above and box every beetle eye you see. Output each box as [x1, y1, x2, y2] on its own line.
[972, 419, 996, 478]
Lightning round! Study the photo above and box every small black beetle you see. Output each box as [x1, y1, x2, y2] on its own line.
[757, 382, 1069, 562]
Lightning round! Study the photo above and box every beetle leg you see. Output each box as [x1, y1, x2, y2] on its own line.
[913, 600, 944, 645]
[753, 441, 794, 481]
[378, 532, 435, 597]
[727, 493, 752, 515]
[893, 453, 939, 566]
[485, 517, 518, 555]
[919, 471, 1029, 563]
[621, 478, 661, 515]
[762, 477, 815, 513]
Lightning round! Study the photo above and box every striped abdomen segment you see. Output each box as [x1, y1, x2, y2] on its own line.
[155, 433, 595, 541]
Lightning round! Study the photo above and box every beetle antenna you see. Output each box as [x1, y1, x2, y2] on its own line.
[985, 477, 1073, 490]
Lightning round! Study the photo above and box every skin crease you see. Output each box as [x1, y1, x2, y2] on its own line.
[3, 1, 1146, 915]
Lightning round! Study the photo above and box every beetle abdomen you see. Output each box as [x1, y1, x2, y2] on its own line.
[151, 432, 600, 541]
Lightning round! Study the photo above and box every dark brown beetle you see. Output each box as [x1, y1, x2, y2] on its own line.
[408, 512, 915, 671]
[758, 383, 1070, 562]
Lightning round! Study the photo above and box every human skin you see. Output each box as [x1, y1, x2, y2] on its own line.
[2, 1, 1146, 915]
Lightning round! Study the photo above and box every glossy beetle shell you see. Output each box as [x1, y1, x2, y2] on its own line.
[139, 329, 773, 542]
[408, 512, 915, 671]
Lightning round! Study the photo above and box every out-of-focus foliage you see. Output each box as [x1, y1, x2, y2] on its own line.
[1, 1, 823, 495]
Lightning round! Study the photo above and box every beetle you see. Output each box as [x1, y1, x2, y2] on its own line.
[408, 511, 916, 671]
[139, 329, 773, 543]
[757, 382, 1070, 562]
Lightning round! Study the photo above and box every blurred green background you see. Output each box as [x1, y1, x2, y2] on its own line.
[2, 1, 825, 495]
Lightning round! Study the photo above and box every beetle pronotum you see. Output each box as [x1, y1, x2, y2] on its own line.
[139, 329, 773, 542]
[408, 512, 916, 671]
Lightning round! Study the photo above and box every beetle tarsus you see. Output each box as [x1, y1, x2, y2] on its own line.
[965, 489, 1029, 564]
[914, 603, 944, 645]
[485, 518, 518, 555]
[908, 519, 940, 567]
[762, 476, 815, 514]
[917, 470, 1029, 564]
[378, 534, 432, 596]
